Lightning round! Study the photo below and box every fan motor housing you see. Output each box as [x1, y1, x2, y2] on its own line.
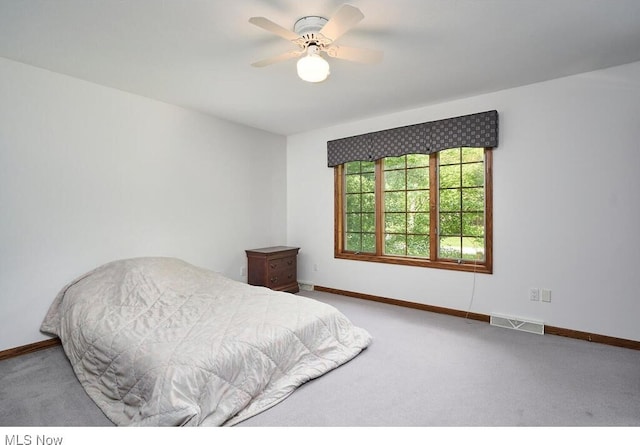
[294, 16, 329, 42]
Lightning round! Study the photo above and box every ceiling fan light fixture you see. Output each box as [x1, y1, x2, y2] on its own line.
[296, 45, 330, 82]
[250, 5, 379, 82]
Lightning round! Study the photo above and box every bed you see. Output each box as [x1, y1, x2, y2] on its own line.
[40, 257, 371, 426]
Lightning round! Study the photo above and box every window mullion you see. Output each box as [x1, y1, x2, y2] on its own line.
[458, 157, 464, 257]
[375, 160, 384, 256]
[404, 157, 409, 256]
[334, 165, 345, 256]
[429, 153, 438, 261]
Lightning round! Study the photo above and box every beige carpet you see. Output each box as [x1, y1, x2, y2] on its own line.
[2, 290, 639, 427]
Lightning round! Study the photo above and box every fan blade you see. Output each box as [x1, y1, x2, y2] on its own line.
[251, 49, 303, 68]
[325, 45, 383, 64]
[319, 4, 365, 42]
[249, 17, 301, 42]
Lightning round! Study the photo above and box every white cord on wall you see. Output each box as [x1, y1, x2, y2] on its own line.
[464, 258, 478, 321]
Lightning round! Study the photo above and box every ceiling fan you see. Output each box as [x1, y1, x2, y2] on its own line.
[249, 4, 383, 83]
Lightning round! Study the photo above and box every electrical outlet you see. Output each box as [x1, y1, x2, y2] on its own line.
[313, 263, 319, 272]
[541, 288, 552, 303]
[240, 266, 247, 276]
[529, 288, 540, 301]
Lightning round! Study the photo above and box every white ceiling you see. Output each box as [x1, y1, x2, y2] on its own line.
[1, 0, 640, 135]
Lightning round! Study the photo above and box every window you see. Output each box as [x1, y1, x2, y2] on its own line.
[335, 147, 492, 273]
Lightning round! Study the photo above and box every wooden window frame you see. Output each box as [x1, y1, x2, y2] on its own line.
[335, 149, 493, 274]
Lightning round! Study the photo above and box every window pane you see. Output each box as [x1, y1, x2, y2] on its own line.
[406, 154, 429, 168]
[362, 213, 376, 232]
[361, 172, 375, 193]
[384, 156, 405, 170]
[407, 235, 429, 257]
[461, 147, 483, 163]
[462, 237, 485, 260]
[385, 234, 406, 255]
[462, 188, 483, 211]
[384, 191, 406, 212]
[345, 175, 362, 193]
[439, 236, 462, 259]
[385, 212, 406, 233]
[384, 170, 406, 191]
[462, 212, 484, 237]
[439, 188, 460, 212]
[407, 167, 429, 190]
[407, 212, 429, 234]
[345, 161, 361, 174]
[462, 163, 484, 187]
[407, 190, 429, 212]
[361, 233, 376, 253]
[439, 148, 460, 165]
[383, 155, 430, 259]
[346, 194, 361, 212]
[346, 160, 376, 174]
[346, 232, 361, 251]
[346, 213, 362, 232]
[362, 192, 375, 212]
[361, 161, 375, 173]
[436, 148, 487, 264]
[439, 164, 460, 188]
[346, 232, 376, 253]
[440, 212, 462, 236]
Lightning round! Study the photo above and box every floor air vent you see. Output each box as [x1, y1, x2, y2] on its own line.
[490, 313, 544, 335]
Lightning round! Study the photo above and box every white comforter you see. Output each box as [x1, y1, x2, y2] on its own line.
[40, 257, 371, 426]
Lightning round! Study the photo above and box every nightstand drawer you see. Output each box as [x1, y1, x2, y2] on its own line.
[268, 257, 296, 273]
[268, 268, 296, 286]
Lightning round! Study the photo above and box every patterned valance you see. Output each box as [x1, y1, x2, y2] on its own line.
[327, 110, 498, 167]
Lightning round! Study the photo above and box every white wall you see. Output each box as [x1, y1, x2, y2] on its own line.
[287, 61, 640, 342]
[0, 57, 287, 351]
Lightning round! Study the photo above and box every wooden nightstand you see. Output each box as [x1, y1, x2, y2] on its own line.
[245, 246, 300, 293]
